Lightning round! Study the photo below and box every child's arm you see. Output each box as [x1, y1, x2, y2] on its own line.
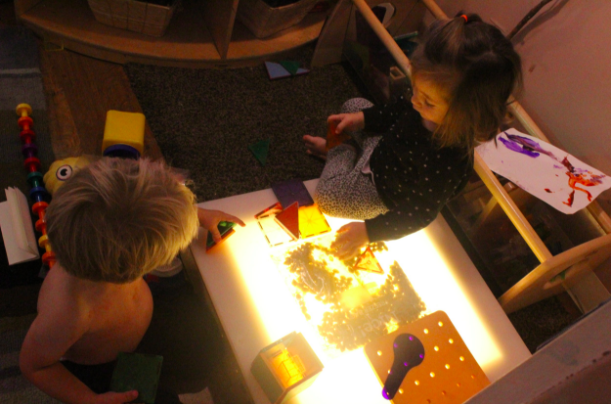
[361, 95, 411, 134]
[19, 302, 137, 404]
[197, 207, 245, 243]
[331, 222, 369, 260]
[365, 202, 438, 244]
[327, 112, 365, 134]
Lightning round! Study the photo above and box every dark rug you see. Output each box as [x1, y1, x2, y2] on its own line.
[507, 295, 578, 353]
[126, 45, 367, 202]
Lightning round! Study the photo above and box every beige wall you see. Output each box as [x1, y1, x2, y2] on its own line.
[427, 0, 611, 214]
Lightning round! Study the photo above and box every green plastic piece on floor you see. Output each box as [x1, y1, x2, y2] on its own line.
[248, 139, 270, 166]
[279, 61, 300, 76]
[110, 352, 163, 404]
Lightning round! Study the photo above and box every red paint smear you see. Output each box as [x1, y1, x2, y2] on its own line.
[544, 188, 552, 193]
[561, 156, 598, 204]
[563, 190, 575, 207]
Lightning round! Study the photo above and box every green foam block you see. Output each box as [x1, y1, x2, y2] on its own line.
[110, 352, 163, 404]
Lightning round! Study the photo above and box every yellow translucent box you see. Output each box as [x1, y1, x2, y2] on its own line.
[251, 332, 323, 404]
[102, 110, 146, 155]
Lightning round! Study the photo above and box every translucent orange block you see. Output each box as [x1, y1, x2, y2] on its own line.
[270, 349, 306, 389]
[325, 121, 350, 150]
[354, 247, 384, 274]
[364, 311, 490, 404]
[251, 332, 324, 404]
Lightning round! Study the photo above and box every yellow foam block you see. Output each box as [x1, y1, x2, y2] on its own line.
[102, 110, 145, 155]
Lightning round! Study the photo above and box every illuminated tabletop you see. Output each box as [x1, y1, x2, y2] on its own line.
[187, 180, 531, 404]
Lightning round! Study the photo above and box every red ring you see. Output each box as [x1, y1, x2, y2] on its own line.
[18, 116, 33, 129]
[43, 251, 56, 267]
[32, 201, 49, 216]
[24, 156, 41, 171]
[20, 129, 36, 142]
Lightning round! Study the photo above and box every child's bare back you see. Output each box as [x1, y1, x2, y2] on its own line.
[40, 264, 153, 365]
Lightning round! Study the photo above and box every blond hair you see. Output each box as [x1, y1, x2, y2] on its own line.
[46, 157, 199, 283]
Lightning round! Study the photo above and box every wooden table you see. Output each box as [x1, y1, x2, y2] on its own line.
[183, 179, 531, 404]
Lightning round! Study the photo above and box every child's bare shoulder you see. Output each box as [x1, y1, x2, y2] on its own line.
[37, 266, 92, 329]
[21, 267, 94, 371]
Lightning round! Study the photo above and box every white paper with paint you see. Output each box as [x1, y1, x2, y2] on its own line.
[476, 128, 611, 214]
[0, 187, 39, 265]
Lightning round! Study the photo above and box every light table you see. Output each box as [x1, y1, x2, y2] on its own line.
[183, 179, 531, 404]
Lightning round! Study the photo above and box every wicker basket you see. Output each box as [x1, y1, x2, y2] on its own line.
[87, 0, 180, 37]
[237, 0, 320, 39]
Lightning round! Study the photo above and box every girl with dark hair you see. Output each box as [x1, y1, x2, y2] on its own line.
[303, 14, 523, 259]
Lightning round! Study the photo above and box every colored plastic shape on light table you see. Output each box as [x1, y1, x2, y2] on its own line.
[354, 247, 384, 274]
[298, 204, 331, 239]
[254, 202, 282, 220]
[206, 221, 236, 252]
[272, 179, 314, 209]
[257, 214, 294, 247]
[274, 202, 300, 240]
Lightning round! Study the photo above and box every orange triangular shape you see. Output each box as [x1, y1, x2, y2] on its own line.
[274, 201, 300, 240]
[355, 247, 384, 274]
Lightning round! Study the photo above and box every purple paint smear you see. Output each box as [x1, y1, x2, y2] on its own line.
[498, 132, 607, 208]
[499, 133, 556, 158]
[499, 136, 540, 157]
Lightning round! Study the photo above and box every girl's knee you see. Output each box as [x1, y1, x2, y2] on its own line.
[314, 183, 342, 217]
[341, 98, 374, 114]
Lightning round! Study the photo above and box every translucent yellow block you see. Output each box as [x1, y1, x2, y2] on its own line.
[102, 110, 145, 155]
[298, 204, 331, 239]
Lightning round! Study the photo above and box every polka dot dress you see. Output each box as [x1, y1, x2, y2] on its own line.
[317, 97, 473, 242]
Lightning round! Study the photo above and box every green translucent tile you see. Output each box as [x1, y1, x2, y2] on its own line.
[248, 139, 270, 166]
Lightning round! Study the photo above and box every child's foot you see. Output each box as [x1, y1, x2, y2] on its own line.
[303, 135, 327, 160]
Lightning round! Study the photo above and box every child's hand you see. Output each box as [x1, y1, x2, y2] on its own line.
[197, 208, 246, 243]
[327, 112, 365, 134]
[94, 390, 139, 404]
[331, 222, 369, 260]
